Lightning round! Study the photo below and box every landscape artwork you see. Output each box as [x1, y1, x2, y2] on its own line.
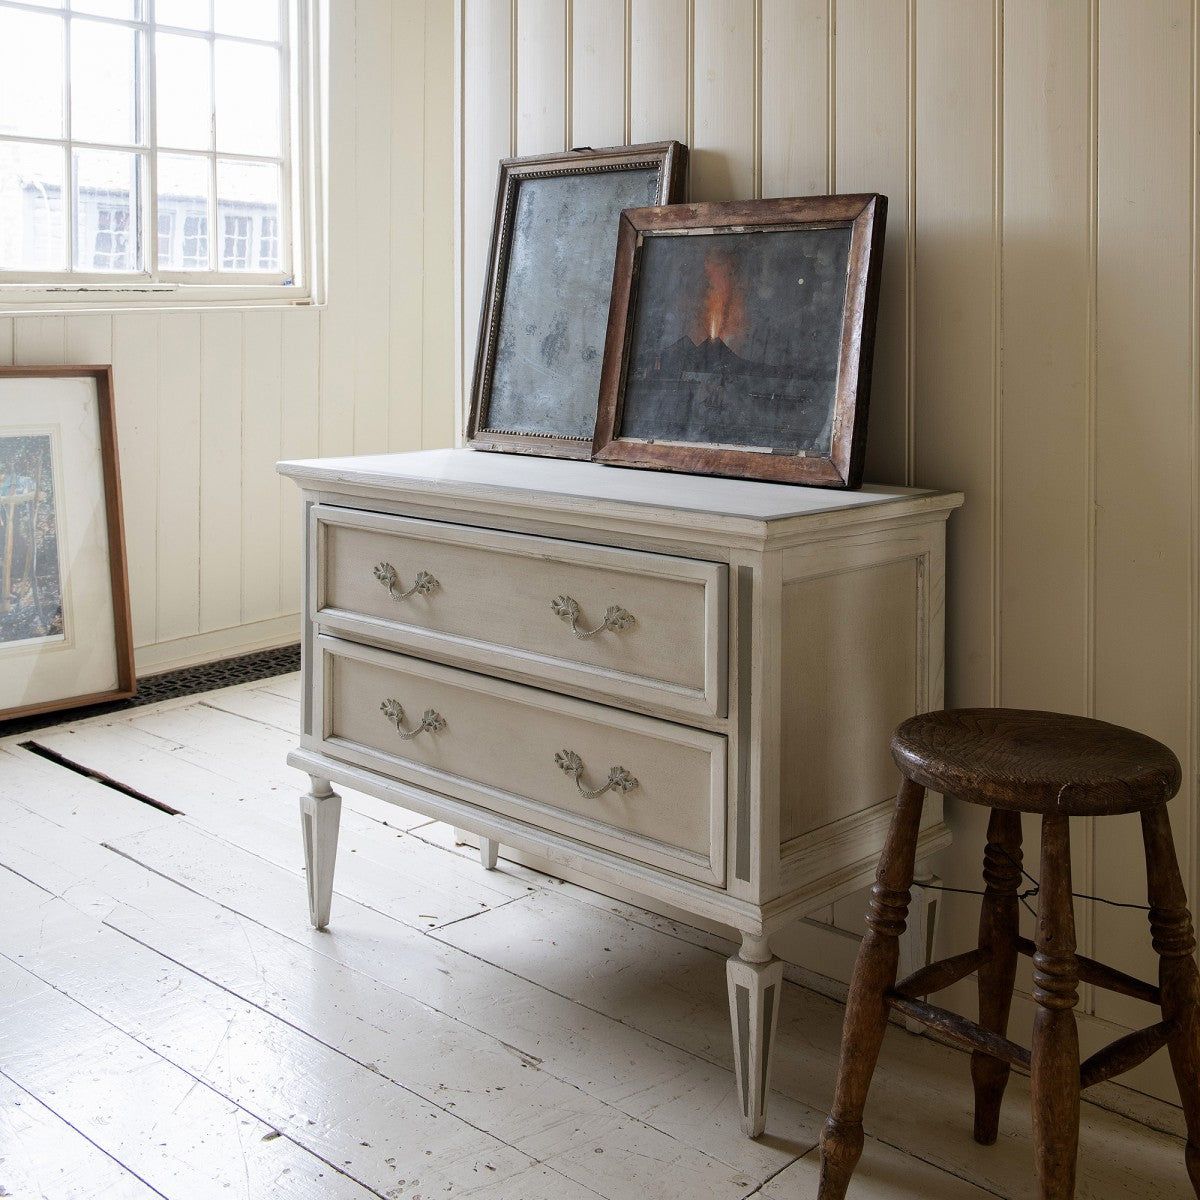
[0, 432, 64, 648]
[619, 225, 853, 456]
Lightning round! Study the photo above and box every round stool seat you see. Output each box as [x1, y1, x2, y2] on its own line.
[891, 708, 1181, 816]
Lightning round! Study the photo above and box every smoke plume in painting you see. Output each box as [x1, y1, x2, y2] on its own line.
[620, 226, 853, 454]
[0, 434, 64, 647]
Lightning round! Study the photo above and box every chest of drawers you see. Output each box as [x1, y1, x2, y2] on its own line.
[278, 448, 962, 1137]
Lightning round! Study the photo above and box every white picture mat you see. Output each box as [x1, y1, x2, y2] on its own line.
[1, 376, 119, 711]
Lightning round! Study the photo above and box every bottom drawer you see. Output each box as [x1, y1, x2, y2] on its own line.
[312, 635, 726, 885]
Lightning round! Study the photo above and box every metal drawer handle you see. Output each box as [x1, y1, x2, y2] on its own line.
[551, 594, 635, 639]
[554, 749, 639, 799]
[380, 697, 446, 740]
[374, 561, 438, 600]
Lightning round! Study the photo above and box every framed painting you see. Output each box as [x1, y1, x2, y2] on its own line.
[593, 193, 887, 488]
[466, 140, 688, 460]
[0, 366, 135, 722]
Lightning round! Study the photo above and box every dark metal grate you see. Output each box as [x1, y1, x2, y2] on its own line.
[0, 643, 301, 738]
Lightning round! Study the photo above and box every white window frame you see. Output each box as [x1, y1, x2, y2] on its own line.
[0, 0, 322, 308]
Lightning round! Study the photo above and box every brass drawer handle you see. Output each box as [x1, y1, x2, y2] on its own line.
[374, 561, 438, 600]
[551, 594, 634, 639]
[554, 749, 639, 799]
[380, 697, 446, 741]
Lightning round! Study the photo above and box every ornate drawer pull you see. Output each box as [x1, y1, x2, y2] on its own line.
[374, 561, 438, 600]
[551, 594, 634, 639]
[380, 697, 446, 740]
[554, 749, 639, 799]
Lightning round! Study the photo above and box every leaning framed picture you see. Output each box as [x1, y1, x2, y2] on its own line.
[466, 140, 688, 460]
[593, 193, 887, 488]
[0, 366, 135, 722]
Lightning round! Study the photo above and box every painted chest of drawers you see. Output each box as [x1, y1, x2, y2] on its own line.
[278, 448, 962, 1136]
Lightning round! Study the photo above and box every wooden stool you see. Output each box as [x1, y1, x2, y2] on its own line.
[818, 709, 1197, 1200]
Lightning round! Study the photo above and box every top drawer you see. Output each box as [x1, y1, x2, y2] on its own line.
[311, 505, 727, 718]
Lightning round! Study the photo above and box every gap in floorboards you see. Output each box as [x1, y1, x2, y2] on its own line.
[20, 741, 184, 817]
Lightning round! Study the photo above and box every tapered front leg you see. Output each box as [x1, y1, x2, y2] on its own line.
[727, 931, 784, 1137]
[300, 776, 341, 929]
[819, 777, 925, 1200]
[1030, 813, 1080, 1200]
[1142, 806, 1200, 1195]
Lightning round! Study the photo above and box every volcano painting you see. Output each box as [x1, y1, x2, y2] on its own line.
[619, 225, 854, 456]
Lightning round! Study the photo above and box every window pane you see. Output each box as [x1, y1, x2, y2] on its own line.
[214, 0, 278, 41]
[216, 159, 278, 272]
[71, 20, 139, 146]
[0, 142, 66, 270]
[156, 33, 211, 150]
[72, 0, 137, 17]
[157, 152, 210, 270]
[74, 148, 142, 271]
[0, 10, 65, 140]
[155, 0, 209, 31]
[214, 40, 279, 156]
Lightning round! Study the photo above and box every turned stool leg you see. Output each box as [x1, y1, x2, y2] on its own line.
[972, 808, 1024, 1144]
[1030, 813, 1080, 1200]
[818, 777, 926, 1200]
[1141, 806, 1200, 1195]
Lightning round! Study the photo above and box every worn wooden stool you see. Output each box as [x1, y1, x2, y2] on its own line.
[818, 708, 1198, 1200]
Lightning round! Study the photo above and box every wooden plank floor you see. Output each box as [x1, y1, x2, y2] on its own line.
[0, 673, 1191, 1199]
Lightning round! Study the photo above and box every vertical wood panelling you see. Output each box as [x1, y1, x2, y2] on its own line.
[391, 0, 428, 453]
[629, 0, 689, 145]
[111, 314, 160, 647]
[241, 311, 284, 625]
[912, 0, 995, 711]
[279, 307, 321, 613]
[999, 0, 1090, 716]
[906, 0, 1000, 980]
[352, 0, 392, 456]
[1092, 0, 1194, 1029]
[320, 0, 358, 456]
[460, 0, 513, 407]
[570, 0, 627, 147]
[198, 311, 243, 634]
[834, 0, 911, 486]
[759, 0, 828, 198]
[515, 0, 568, 155]
[13, 317, 67, 364]
[691, 0, 756, 201]
[156, 313, 202, 642]
[0, 317, 12, 363]
[64, 315, 113, 365]
[422, 0, 456, 449]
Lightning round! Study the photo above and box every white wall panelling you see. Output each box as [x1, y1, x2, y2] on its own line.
[0, 2, 455, 673]
[454, 0, 1200, 1105]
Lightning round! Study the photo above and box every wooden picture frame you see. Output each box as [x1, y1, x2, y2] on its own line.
[0, 365, 135, 722]
[466, 141, 688, 460]
[593, 193, 887, 488]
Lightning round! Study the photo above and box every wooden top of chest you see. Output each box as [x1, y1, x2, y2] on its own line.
[278, 449, 963, 545]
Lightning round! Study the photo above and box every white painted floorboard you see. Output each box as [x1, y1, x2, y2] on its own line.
[0, 673, 1192, 1199]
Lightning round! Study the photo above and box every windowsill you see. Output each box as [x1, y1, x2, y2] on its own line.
[0, 283, 319, 315]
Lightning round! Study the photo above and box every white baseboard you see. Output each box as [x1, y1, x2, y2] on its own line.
[134, 614, 301, 675]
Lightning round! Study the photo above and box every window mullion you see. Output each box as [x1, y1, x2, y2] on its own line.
[63, 6, 74, 272]
[145, 0, 158, 279]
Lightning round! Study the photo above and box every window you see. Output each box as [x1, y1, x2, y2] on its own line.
[221, 213, 250, 269]
[0, 0, 314, 297]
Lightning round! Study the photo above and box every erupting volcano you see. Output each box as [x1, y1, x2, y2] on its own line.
[691, 249, 746, 349]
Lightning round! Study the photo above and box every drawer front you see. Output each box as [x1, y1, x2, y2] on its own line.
[313, 635, 726, 885]
[312, 505, 726, 718]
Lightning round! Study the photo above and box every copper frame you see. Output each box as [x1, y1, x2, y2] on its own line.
[592, 193, 887, 488]
[466, 141, 688, 460]
[0, 365, 135, 721]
